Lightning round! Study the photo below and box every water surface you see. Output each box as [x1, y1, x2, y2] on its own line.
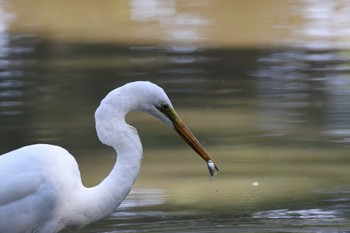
[1, 1, 350, 232]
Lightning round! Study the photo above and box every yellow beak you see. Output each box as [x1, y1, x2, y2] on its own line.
[168, 108, 219, 176]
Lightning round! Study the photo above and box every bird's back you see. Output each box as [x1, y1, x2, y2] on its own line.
[0, 144, 82, 233]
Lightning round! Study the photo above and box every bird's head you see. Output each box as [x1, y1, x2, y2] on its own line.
[134, 81, 219, 177]
[97, 81, 218, 177]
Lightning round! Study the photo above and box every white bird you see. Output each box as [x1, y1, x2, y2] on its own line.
[0, 81, 218, 233]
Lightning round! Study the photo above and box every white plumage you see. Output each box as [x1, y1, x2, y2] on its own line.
[0, 81, 218, 233]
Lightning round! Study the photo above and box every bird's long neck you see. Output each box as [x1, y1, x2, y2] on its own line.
[90, 124, 142, 217]
[71, 89, 143, 228]
[84, 132, 142, 223]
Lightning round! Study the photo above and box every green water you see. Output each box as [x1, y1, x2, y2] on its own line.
[1, 1, 350, 232]
[1, 39, 350, 232]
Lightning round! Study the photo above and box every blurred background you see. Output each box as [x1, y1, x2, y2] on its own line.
[1, 0, 350, 232]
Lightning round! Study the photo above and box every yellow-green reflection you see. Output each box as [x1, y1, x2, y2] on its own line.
[5, 0, 350, 48]
[1, 1, 350, 232]
[74, 109, 350, 212]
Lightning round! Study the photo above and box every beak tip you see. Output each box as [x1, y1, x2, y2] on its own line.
[207, 160, 219, 177]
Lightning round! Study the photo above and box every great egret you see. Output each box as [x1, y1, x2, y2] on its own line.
[0, 81, 218, 233]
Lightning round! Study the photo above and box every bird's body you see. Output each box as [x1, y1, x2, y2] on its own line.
[0, 81, 218, 233]
[0, 145, 84, 232]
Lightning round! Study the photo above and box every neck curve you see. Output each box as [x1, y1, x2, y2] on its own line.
[67, 87, 143, 229]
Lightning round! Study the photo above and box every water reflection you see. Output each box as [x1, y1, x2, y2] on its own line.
[130, 0, 212, 44]
[269, 0, 350, 50]
[251, 0, 350, 144]
[1, 1, 350, 232]
[77, 186, 350, 233]
[129, 0, 213, 75]
[298, 0, 350, 50]
[0, 2, 11, 56]
[253, 208, 339, 220]
[117, 188, 167, 209]
[257, 0, 350, 138]
[0, 2, 20, 116]
[0, 3, 35, 117]
[0, 39, 350, 233]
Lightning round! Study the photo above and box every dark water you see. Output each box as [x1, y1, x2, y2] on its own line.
[1, 35, 350, 232]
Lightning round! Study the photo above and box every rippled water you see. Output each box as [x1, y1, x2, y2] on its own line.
[1, 37, 350, 233]
[1, 1, 350, 232]
[70, 186, 350, 233]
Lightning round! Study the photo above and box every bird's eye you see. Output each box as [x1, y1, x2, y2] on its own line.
[160, 103, 169, 111]
[159, 103, 169, 113]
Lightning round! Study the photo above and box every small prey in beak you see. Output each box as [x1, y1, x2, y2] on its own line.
[207, 160, 218, 178]
[157, 103, 219, 178]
